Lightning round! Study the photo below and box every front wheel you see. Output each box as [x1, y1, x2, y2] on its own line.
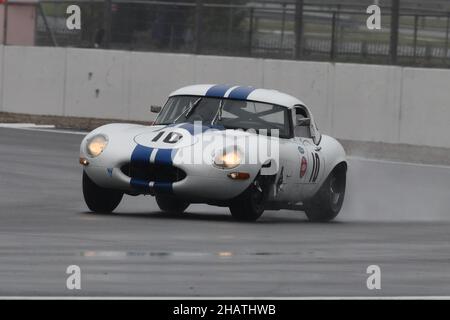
[229, 177, 265, 222]
[82, 171, 123, 213]
[155, 194, 189, 214]
[304, 167, 346, 222]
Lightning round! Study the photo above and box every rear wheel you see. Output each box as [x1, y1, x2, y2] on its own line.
[155, 194, 189, 214]
[82, 171, 123, 213]
[229, 177, 265, 222]
[304, 167, 346, 222]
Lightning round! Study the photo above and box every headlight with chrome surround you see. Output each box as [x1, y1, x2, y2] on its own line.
[86, 134, 108, 158]
[213, 148, 242, 169]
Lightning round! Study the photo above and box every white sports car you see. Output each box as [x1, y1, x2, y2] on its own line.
[79, 84, 347, 222]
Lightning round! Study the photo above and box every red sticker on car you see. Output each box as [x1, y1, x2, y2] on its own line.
[300, 156, 307, 178]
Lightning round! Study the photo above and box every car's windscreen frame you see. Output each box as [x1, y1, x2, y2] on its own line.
[154, 95, 293, 139]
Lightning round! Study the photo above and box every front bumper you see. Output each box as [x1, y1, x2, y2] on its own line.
[82, 163, 255, 200]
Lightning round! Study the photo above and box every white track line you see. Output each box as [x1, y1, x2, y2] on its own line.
[23, 127, 87, 135]
[0, 123, 55, 129]
[0, 123, 86, 135]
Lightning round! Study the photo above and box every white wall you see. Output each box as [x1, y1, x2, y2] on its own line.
[2, 46, 65, 115]
[129, 52, 195, 121]
[1, 45, 449, 148]
[195, 55, 264, 87]
[263, 59, 332, 133]
[64, 48, 130, 119]
[332, 63, 402, 144]
[0, 45, 3, 112]
[400, 67, 450, 148]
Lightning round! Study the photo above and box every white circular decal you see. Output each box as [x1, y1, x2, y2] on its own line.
[133, 128, 197, 149]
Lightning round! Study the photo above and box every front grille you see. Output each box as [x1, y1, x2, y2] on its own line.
[121, 163, 186, 183]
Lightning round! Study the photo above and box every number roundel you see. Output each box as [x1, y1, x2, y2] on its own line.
[134, 128, 196, 149]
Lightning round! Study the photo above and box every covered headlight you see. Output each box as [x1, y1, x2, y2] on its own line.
[86, 134, 108, 158]
[214, 148, 242, 169]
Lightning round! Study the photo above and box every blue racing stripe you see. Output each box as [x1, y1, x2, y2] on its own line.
[131, 145, 153, 165]
[154, 182, 173, 194]
[205, 84, 233, 98]
[179, 123, 195, 135]
[179, 122, 205, 135]
[130, 178, 151, 193]
[228, 86, 256, 100]
[154, 148, 173, 165]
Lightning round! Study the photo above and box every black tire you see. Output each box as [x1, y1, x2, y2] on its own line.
[155, 194, 189, 214]
[82, 171, 123, 213]
[229, 177, 265, 222]
[304, 167, 346, 222]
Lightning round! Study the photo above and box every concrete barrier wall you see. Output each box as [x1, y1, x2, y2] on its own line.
[332, 63, 403, 144]
[263, 60, 332, 133]
[64, 49, 130, 119]
[129, 52, 195, 121]
[2, 46, 66, 115]
[1, 45, 449, 148]
[400, 67, 450, 148]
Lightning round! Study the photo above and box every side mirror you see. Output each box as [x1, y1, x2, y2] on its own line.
[150, 105, 162, 113]
[296, 117, 310, 126]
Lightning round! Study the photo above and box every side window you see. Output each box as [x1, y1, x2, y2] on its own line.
[294, 107, 311, 138]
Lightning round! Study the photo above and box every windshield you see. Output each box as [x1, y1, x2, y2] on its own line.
[154, 96, 292, 138]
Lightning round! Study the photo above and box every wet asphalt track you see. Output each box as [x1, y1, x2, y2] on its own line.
[0, 127, 450, 297]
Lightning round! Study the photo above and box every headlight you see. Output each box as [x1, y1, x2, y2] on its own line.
[86, 134, 108, 158]
[214, 148, 241, 169]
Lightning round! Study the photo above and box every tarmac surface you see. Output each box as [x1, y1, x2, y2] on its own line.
[0, 127, 449, 297]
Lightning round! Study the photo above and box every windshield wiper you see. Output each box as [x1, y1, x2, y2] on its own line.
[185, 98, 202, 117]
[172, 98, 202, 124]
[212, 99, 224, 125]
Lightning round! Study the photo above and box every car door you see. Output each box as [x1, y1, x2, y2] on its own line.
[292, 106, 325, 199]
